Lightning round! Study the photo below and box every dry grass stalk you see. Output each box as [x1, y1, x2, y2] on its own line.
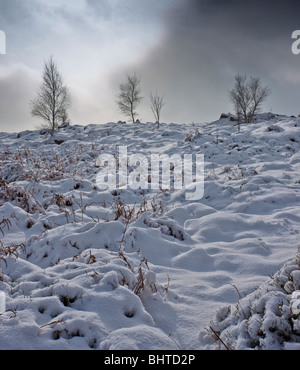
[0, 240, 26, 278]
[209, 326, 231, 351]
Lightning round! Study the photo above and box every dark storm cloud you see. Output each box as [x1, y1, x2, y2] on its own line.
[168, 0, 300, 37]
[162, 0, 300, 71]
[131, 0, 300, 123]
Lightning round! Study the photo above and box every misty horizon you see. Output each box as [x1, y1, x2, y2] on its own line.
[0, 0, 300, 132]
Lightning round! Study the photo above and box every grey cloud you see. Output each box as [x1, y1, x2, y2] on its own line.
[85, 0, 180, 25]
[1, 0, 299, 130]
[85, 0, 113, 19]
[0, 66, 40, 133]
[0, 0, 32, 24]
[168, 0, 300, 35]
[125, 0, 300, 123]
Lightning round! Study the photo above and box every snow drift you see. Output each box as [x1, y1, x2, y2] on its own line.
[0, 113, 300, 350]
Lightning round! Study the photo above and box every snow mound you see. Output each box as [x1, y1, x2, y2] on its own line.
[200, 248, 300, 350]
[0, 114, 300, 349]
[100, 325, 178, 350]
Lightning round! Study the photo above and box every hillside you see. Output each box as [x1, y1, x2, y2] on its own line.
[0, 113, 300, 350]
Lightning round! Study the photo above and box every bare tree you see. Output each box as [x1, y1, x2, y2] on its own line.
[116, 73, 143, 123]
[248, 77, 271, 121]
[30, 56, 72, 134]
[229, 74, 271, 129]
[150, 91, 165, 128]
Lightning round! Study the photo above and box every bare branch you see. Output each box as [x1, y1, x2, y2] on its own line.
[229, 74, 271, 128]
[116, 73, 143, 123]
[30, 56, 72, 134]
[150, 91, 165, 128]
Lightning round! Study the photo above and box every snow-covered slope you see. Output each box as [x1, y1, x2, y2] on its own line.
[0, 113, 299, 350]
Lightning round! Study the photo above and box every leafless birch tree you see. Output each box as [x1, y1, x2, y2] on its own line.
[150, 91, 165, 128]
[116, 73, 143, 123]
[30, 56, 72, 134]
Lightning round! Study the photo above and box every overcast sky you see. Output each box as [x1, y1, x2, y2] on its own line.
[0, 0, 300, 132]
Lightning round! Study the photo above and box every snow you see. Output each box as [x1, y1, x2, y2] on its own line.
[0, 113, 300, 350]
[200, 251, 300, 350]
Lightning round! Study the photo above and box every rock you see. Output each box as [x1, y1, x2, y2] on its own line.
[58, 122, 70, 129]
[40, 129, 51, 135]
[220, 113, 229, 119]
[54, 139, 65, 145]
[17, 130, 32, 138]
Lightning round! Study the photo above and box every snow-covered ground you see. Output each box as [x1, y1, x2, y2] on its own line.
[0, 113, 300, 350]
